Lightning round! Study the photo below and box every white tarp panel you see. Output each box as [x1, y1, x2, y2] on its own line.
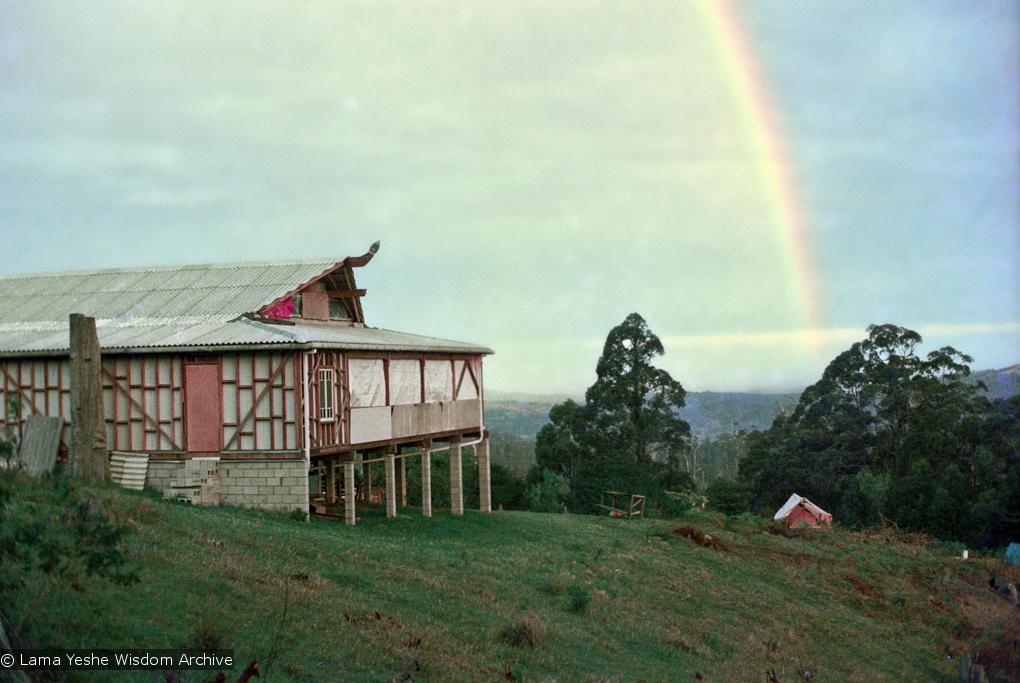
[350, 406, 392, 443]
[454, 360, 478, 400]
[350, 358, 386, 408]
[390, 359, 421, 405]
[424, 360, 452, 402]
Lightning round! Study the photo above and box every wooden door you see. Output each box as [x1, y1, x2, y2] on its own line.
[184, 362, 222, 452]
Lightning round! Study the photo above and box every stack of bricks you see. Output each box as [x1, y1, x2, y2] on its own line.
[164, 458, 221, 506]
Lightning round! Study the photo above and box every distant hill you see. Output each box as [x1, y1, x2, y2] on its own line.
[486, 391, 799, 442]
[487, 363, 1019, 442]
[969, 364, 1020, 401]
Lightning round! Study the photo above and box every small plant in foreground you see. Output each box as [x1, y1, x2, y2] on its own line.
[183, 616, 230, 651]
[567, 584, 591, 613]
[496, 612, 543, 650]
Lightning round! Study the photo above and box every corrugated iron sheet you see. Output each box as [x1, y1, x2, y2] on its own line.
[0, 258, 492, 356]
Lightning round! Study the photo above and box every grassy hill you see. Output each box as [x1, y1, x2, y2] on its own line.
[7, 479, 1019, 682]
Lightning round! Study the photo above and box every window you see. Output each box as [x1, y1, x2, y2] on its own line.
[328, 298, 351, 320]
[318, 368, 336, 422]
[292, 295, 303, 317]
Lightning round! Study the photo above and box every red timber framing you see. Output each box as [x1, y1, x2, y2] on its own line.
[221, 351, 301, 453]
[103, 355, 184, 452]
[307, 351, 348, 451]
[0, 358, 72, 447]
[0, 355, 187, 453]
[307, 351, 483, 456]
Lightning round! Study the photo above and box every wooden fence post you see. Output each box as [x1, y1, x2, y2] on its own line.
[69, 313, 108, 481]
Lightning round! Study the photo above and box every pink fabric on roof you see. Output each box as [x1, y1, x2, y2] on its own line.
[263, 297, 294, 319]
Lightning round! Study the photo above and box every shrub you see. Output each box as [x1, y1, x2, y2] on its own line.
[527, 468, 564, 513]
[705, 478, 750, 516]
[567, 584, 591, 613]
[496, 612, 543, 650]
[183, 617, 230, 651]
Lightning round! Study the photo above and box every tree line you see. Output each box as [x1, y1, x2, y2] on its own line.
[520, 315, 1018, 548]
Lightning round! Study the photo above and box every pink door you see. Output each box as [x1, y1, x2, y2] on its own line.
[185, 362, 222, 452]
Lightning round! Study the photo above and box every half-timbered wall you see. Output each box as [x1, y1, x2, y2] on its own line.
[331, 353, 483, 449]
[221, 351, 301, 452]
[1, 355, 185, 452]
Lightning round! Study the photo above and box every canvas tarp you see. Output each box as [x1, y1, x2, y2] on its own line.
[349, 358, 386, 407]
[390, 359, 421, 405]
[424, 360, 452, 402]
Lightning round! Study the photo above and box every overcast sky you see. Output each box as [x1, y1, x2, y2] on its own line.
[0, 1, 1017, 393]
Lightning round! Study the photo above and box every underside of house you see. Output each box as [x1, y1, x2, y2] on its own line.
[0, 242, 494, 522]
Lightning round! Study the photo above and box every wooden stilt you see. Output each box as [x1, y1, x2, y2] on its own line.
[449, 437, 463, 516]
[362, 461, 371, 501]
[384, 453, 397, 518]
[421, 449, 432, 517]
[398, 456, 407, 507]
[327, 458, 336, 503]
[344, 461, 356, 526]
[391, 454, 403, 507]
[479, 436, 492, 513]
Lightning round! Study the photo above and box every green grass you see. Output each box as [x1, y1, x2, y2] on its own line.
[9, 480, 1018, 682]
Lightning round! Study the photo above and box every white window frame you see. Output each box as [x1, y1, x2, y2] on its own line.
[318, 368, 337, 423]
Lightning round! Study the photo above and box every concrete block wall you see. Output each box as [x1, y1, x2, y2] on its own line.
[146, 458, 308, 513]
[147, 461, 184, 492]
[217, 459, 308, 513]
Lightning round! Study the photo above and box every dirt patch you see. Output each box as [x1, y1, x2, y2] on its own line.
[842, 573, 884, 601]
[674, 525, 727, 551]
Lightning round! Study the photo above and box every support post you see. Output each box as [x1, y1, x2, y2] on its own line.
[344, 461, 356, 526]
[421, 449, 432, 517]
[69, 313, 108, 481]
[396, 455, 406, 507]
[361, 461, 371, 501]
[479, 436, 492, 513]
[326, 458, 336, 504]
[384, 453, 397, 518]
[449, 437, 463, 516]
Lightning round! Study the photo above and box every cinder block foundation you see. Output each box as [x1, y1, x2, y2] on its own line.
[146, 457, 308, 513]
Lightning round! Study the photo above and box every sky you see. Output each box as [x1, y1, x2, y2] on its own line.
[0, 0, 1017, 394]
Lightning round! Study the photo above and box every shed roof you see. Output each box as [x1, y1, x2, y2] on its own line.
[0, 253, 492, 356]
[773, 493, 831, 521]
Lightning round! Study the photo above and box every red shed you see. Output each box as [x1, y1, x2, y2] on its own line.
[774, 493, 832, 529]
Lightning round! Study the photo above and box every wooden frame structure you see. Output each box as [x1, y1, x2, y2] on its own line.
[0, 242, 493, 520]
[597, 490, 646, 519]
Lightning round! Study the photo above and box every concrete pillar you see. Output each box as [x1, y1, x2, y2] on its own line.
[343, 461, 356, 526]
[398, 456, 407, 507]
[449, 438, 464, 516]
[421, 450, 432, 517]
[479, 437, 492, 513]
[384, 454, 397, 518]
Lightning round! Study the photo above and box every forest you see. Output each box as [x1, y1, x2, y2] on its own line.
[491, 314, 1018, 549]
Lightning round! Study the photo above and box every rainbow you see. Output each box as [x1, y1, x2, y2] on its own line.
[695, 0, 825, 353]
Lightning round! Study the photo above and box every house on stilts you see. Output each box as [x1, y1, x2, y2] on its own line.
[0, 242, 493, 523]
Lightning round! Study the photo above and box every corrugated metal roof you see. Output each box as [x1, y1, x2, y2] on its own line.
[0, 259, 340, 324]
[0, 258, 493, 356]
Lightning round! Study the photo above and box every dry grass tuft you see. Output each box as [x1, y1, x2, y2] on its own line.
[496, 612, 544, 650]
